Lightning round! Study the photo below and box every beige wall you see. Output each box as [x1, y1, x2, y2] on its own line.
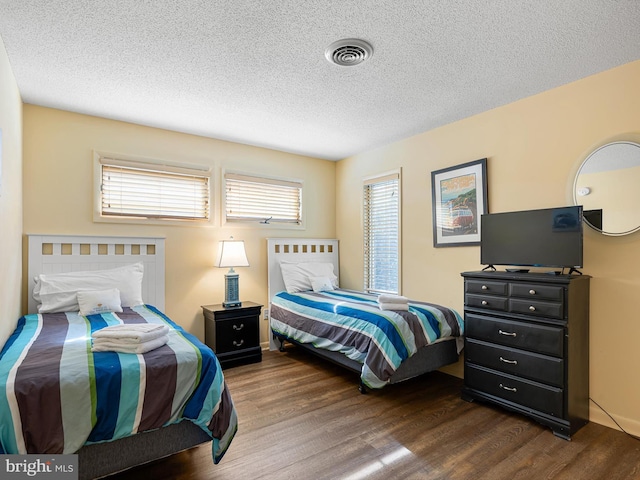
[0, 36, 23, 347]
[336, 60, 640, 435]
[22, 106, 336, 343]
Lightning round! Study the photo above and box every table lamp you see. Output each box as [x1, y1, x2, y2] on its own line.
[215, 238, 249, 307]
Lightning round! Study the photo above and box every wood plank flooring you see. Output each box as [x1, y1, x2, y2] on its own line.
[107, 348, 640, 480]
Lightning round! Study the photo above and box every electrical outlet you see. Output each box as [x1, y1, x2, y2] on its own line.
[263, 308, 269, 320]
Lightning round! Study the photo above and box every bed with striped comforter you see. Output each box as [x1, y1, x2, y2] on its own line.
[270, 289, 464, 389]
[0, 305, 237, 463]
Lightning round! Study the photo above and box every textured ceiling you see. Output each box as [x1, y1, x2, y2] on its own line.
[0, 1, 639, 160]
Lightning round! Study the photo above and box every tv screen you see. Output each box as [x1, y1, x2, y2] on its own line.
[481, 206, 583, 269]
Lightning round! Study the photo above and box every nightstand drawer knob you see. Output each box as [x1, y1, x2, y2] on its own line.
[499, 356, 518, 365]
[529, 305, 536, 311]
[498, 329, 517, 337]
[529, 289, 536, 295]
[233, 323, 245, 331]
[481, 300, 488, 305]
[233, 339, 245, 347]
[499, 383, 517, 393]
[481, 285, 488, 290]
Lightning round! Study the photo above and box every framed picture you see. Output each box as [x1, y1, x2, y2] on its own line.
[431, 158, 488, 247]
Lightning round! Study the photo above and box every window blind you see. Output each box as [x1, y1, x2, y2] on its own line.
[363, 173, 400, 294]
[225, 173, 302, 224]
[100, 159, 210, 220]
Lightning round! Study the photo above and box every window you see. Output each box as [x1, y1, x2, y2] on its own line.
[363, 171, 401, 294]
[97, 154, 210, 222]
[224, 172, 302, 224]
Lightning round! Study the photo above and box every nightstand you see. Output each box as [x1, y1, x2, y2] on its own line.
[201, 301, 262, 368]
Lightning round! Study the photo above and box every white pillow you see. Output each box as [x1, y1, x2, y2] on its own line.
[78, 288, 123, 316]
[35, 262, 144, 313]
[280, 262, 338, 293]
[310, 276, 335, 292]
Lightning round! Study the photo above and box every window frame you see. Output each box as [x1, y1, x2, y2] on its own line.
[93, 151, 214, 226]
[363, 169, 402, 295]
[222, 170, 304, 228]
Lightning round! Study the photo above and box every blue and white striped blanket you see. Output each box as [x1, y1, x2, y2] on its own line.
[270, 289, 464, 388]
[0, 305, 237, 463]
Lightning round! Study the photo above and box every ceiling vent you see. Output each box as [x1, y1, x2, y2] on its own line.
[325, 38, 373, 66]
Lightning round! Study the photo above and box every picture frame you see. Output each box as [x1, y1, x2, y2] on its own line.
[431, 158, 488, 247]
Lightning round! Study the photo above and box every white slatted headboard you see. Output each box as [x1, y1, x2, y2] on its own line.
[27, 235, 165, 314]
[267, 238, 339, 350]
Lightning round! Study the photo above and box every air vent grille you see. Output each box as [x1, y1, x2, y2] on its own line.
[325, 39, 373, 66]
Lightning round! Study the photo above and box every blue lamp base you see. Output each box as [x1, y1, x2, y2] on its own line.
[223, 270, 242, 308]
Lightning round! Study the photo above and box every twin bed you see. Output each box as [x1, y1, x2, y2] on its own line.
[267, 238, 464, 392]
[1, 235, 237, 479]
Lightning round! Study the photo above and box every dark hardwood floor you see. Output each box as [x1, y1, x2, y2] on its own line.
[107, 348, 640, 480]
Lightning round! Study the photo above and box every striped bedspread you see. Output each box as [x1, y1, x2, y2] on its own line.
[270, 289, 464, 389]
[0, 305, 237, 463]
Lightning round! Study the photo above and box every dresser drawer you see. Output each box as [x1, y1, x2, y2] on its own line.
[466, 280, 508, 296]
[509, 298, 564, 319]
[215, 316, 260, 353]
[465, 338, 564, 387]
[465, 313, 564, 357]
[466, 294, 508, 312]
[510, 283, 564, 302]
[465, 365, 564, 417]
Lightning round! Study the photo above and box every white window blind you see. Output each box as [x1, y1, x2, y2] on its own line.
[363, 172, 400, 294]
[225, 173, 302, 224]
[100, 157, 210, 221]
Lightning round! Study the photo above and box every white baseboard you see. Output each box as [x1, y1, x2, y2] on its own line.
[589, 403, 640, 437]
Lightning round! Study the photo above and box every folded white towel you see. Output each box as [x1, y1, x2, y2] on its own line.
[92, 324, 170, 344]
[92, 334, 169, 354]
[377, 294, 409, 304]
[378, 302, 410, 311]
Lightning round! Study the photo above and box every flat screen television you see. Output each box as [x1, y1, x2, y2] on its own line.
[480, 206, 583, 270]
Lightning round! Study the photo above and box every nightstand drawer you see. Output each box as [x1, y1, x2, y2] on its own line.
[216, 316, 260, 352]
[465, 338, 564, 387]
[465, 365, 563, 418]
[465, 313, 564, 357]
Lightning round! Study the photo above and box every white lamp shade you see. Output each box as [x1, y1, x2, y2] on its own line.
[215, 240, 249, 268]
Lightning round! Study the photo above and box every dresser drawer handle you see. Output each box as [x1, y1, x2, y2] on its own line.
[481, 300, 488, 306]
[232, 339, 245, 347]
[529, 305, 536, 311]
[232, 323, 245, 331]
[499, 383, 517, 393]
[498, 329, 516, 337]
[481, 285, 488, 290]
[529, 289, 536, 295]
[499, 356, 518, 365]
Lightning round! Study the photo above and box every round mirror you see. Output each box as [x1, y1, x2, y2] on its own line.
[574, 141, 640, 235]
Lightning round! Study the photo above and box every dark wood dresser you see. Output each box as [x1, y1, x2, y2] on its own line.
[461, 271, 590, 439]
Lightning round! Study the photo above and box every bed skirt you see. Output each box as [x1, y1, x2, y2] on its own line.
[77, 421, 211, 479]
[275, 335, 460, 388]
